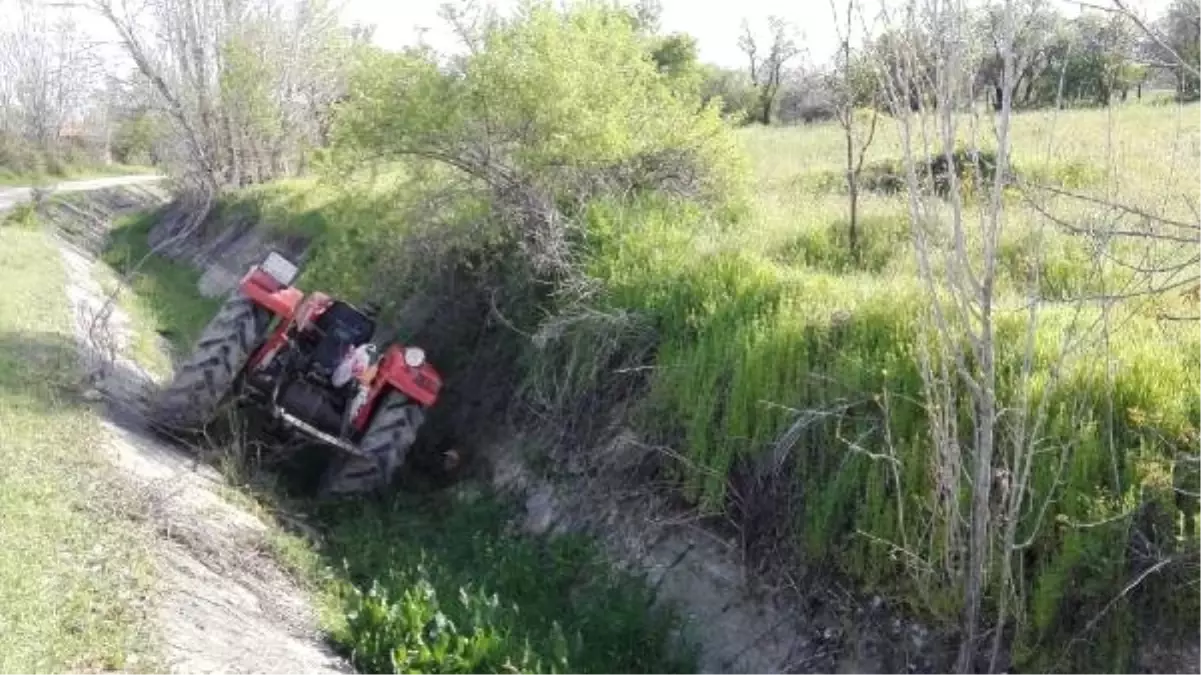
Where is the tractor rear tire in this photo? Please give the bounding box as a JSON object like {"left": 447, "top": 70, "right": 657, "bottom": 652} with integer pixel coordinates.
{"left": 151, "top": 292, "right": 270, "bottom": 433}
{"left": 318, "top": 391, "right": 423, "bottom": 498}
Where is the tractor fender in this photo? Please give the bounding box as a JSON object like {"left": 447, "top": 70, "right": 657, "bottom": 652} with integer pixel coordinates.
{"left": 351, "top": 345, "right": 442, "bottom": 431}
{"left": 238, "top": 268, "right": 304, "bottom": 319}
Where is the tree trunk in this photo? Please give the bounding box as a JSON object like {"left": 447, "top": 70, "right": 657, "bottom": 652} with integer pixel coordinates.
{"left": 846, "top": 123, "right": 858, "bottom": 257}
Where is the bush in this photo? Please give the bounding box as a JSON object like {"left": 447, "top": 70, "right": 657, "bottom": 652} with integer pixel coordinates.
{"left": 331, "top": 0, "right": 749, "bottom": 217}
{"left": 772, "top": 213, "right": 910, "bottom": 274}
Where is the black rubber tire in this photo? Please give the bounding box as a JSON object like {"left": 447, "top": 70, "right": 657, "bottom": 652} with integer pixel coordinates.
{"left": 319, "top": 391, "right": 423, "bottom": 498}
{"left": 150, "top": 292, "right": 270, "bottom": 433}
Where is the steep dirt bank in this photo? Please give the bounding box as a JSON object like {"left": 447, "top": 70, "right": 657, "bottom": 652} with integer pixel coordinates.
{"left": 46, "top": 186, "right": 349, "bottom": 674}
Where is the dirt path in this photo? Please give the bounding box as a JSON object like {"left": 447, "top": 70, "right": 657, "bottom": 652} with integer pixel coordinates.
{"left": 0, "top": 174, "right": 166, "bottom": 211}
{"left": 49, "top": 187, "right": 350, "bottom": 674}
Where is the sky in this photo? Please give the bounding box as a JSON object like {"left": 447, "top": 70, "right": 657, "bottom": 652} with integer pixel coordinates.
{"left": 339, "top": 0, "right": 852, "bottom": 69}
{"left": 339, "top": 0, "right": 1177, "bottom": 71}
{"left": 9, "top": 0, "right": 1176, "bottom": 77}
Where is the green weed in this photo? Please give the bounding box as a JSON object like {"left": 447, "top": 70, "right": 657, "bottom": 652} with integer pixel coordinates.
{"left": 101, "top": 211, "right": 221, "bottom": 355}
{"left": 1, "top": 201, "right": 39, "bottom": 229}
{"left": 318, "top": 495, "right": 693, "bottom": 674}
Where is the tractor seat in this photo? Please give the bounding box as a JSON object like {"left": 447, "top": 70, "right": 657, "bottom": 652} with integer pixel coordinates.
{"left": 309, "top": 301, "right": 377, "bottom": 375}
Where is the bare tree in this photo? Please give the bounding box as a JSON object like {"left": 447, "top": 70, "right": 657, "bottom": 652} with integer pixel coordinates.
{"left": 863, "top": 0, "right": 1199, "bottom": 670}
{"left": 828, "top": 0, "right": 880, "bottom": 260}
{"left": 873, "top": 0, "right": 1049, "bottom": 669}
{"left": 738, "top": 16, "right": 800, "bottom": 125}
{"left": 0, "top": 0, "right": 105, "bottom": 164}
{"left": 86, "top": 0, "right": 353, "bottom": 197}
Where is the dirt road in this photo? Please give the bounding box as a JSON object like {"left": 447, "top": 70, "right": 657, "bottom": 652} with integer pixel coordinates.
{"left": 0, "top": 175, "right": 166, "bottom": 212}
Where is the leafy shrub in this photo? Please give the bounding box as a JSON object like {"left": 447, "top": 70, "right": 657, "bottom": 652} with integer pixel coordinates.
{"left": 860, "top": 147, "right": 1004, "bottom": 199}
{"left": 331, "top": 0, "right": 750, "bottom": 218}
{"left": 342, "top": 573, "right": 563, "bottom": 674}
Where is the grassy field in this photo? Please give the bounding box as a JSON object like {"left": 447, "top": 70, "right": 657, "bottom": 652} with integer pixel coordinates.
{"left": 0, "top": 222, "right": 156, "bottom": 672}
{"left": 584, "top": 104, "right": 1199, "bottom": 669}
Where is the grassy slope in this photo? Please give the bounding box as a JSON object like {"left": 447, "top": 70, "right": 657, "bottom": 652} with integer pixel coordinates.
{"left": 0, "top": 224, "right": 156, "bottom": 672}
{"left": 101, "top": 211, "right": 222, "bottom": 360}
{"left": 99, "top": 213, "right": 695, "bottom": 674}
{"left": 591, "top": 102, "right": 1201, "bottom": 669}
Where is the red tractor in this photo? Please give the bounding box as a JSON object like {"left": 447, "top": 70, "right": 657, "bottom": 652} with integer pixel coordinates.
{"left": 151, "top": 252, "right": 443, "bottom": 497}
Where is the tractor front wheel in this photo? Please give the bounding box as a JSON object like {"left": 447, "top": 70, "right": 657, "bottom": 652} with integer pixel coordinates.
{"left": 151, "top": 292, "right": 270, "bottom": 433}
{"left": 318, "top": 391, "right": 423, "bottom": 498}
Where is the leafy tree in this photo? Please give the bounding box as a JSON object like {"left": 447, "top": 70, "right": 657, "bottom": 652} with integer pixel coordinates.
{"left": 649, "top": 33, "right": 704, "bottom": 97}
{"left": 333, "top": 1, "right": 743, "bottom": 209}
{"left": 699, "top": 66, "right": 757, "bottom": 124}
{"left": 975, "top": 0, "right": 1066, "bottom": 108}
{"left": 1149, "top": 0, "right": 1201, "bottom": 99}
{"left": 91, "top": 0, "right": 362, "bottom": 193}
{"left": 111, "top": 109, "right": 162, "bottom": 165}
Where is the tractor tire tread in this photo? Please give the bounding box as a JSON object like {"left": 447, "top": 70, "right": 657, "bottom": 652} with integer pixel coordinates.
{"left": 319, "top": 391, "right": 422, "bottom": 497}
{"left": 151, "top": 293, "right": 268, "bottom": 433}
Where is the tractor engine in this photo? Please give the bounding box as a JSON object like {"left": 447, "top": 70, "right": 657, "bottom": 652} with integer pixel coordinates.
{"left": 274, "top": 300, "right": 378, "bottom": 436}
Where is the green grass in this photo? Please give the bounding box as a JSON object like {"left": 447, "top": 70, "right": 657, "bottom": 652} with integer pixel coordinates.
{"left": 101, "top": 211, "right": 222, "bottom": 357}
{"left": 0, "top": 226, "right": 157, "bottom": 672}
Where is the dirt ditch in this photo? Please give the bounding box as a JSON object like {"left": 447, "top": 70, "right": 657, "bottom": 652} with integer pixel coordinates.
{"left": 48, "top": 183, "right": 349, "bottom": 674}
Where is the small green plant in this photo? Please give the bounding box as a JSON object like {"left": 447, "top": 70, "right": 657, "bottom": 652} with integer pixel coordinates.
{"left": 322, "top": 495, "right": 694, "bottom": 675}
{"left": 2, "top": 202, "right": 38, "bottom": 229}
{"left": 343, "top": 571, "right": 568, "bottom": 674}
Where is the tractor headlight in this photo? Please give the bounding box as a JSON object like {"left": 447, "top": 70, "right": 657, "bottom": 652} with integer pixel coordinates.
{"left": 403, "top": 346, "right": 426, "bottom": 368}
